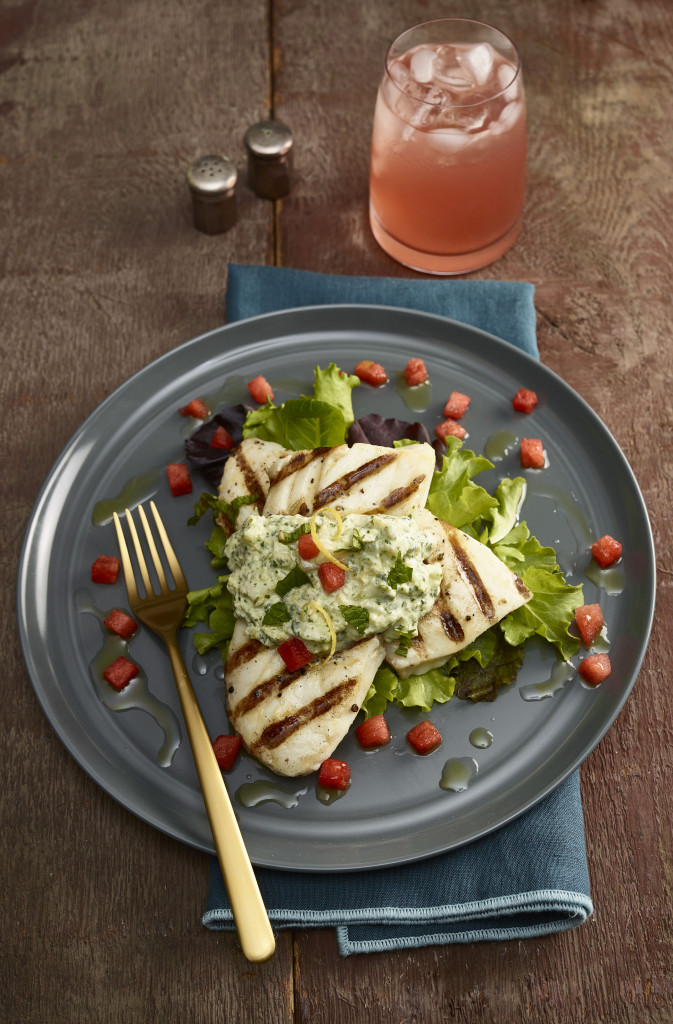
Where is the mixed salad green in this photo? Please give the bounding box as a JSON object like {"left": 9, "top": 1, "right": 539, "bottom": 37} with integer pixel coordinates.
{"left": 184, "top": 363, "right": 583, "bottom": 716}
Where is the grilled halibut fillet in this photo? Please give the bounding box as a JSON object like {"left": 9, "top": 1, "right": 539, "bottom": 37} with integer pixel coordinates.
{"left": 225, "top": 620, "right": 385, "bottom": 776}
{"left": 220, "top": 440, "right": 530, "bottom": 775}
{"left": 262, "top": 441, "right": 436, "bottom": 517}
{"left": 218, "top": 439, "right": 435, "bottom": 532}
{"left": 384, "top": 509, "right": 532, "bottom": 678}
{"left": 216, "top": 438, "right": 289, "bottom": 534}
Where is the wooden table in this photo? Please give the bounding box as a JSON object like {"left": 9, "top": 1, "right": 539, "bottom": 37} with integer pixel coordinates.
{"left": 3, "top": 1, "right": 671, "bottom": 1020}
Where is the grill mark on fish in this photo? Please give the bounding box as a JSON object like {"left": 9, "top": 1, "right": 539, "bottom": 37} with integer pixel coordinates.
{"left": 234, "top": 450, "right": 265, "bottom": 512}
{"left": 312, "top": 453, "right": 397, "bottom": 510}
{"left": 230, "top": 665, "right": 308, "bottom": 720}
{"left": 251, "top": 677, "right": 359, "bottom": 752}
{"left": 450, "top": 537, "right": 495, "bottom": 619}
{"left": 271, "top": 447, "right": 333, "bottom": 485}
{"left": 226, "top": 637, "right": 265, "bottom": 673}
{"left": 229, "top": 636, "right": 371, "bottom": 721}
{"left": 368, "top": 474, "right": 427, "bottom": 512}
{"left": 514, "top": 575, "right": 531, "bottom": 597}
{"left": 438, "top": 601, "right": 465, "bottom": 642}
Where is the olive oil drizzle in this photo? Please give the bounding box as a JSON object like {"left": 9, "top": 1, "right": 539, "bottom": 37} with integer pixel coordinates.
{"left": 76, "top": 588, "right": 182, "bottom": 767}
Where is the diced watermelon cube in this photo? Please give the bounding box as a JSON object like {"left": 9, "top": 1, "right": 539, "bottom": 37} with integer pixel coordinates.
{"left": 297, "top": 533, "right": 320, "bottom": 560}
{"left": 212, "top": 734, "right": 242, "bottom": 771}
{"left": 407, "top": 720, "right": 442, "bottom": 754}
{"left": 355, "top": 714, "right": 391, "bottom": 749}
{"left": 520, "top": 438, "right": 545, "bottom": 469}
{"left": 443, "top": 391, "right": 471, "bottom": 419}
{"left": 209, "top": 425, "right": 235, "bottom": 450}
{"left": 403, "top": 358, "right": 428, "bottom": 386}
{"left": 591, "top": 534, "right": 622, "bottom": 568}
{"left": 178, "top": 398, "right": 210, "bottom": 419}
{"left": 318, "top": 758, "right": 351, "bottom": 790}
{"left": 277, "top": 636, "right": 313, "bottom": 672}
{"left": 247, "top": 375, "right": 274, "bottom": 403}
{"left": 103, "top": 608, "right": 138, "bottom": 639}
{"left": 512, "top": 388, "right": 538, "bottom": 413}
{"left": 166, "top": 462, "right": 193, "bottom": 496}
{"left": 318, "top": 561, "right": 346, "bottom": 593}
{"left": 353, "top": 360, "right": 388, "bottom": 386}
{"left": 574, "top": 603, "right": 604, "bottom": 647}
{"left": 91, "top": 554, "right": 120, "bottom": 584}
{"left": 103, "top": 656, "right": 139, "bottom": 691}
{"left": 578, "top": 653, "right": 612, "bottom": 686}
{"left": 435, "top": 418, "right": 467, "bottom": 441}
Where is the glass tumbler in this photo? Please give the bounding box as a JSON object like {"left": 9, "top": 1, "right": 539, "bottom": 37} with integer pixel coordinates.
{"left": 369, "top": 18, "right": 526, "bottom": 275}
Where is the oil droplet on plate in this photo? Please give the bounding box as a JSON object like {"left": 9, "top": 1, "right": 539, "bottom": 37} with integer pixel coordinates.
{"left": 585, "top": 560, "right": 625, "bottom": 595}
{"left": 76, "top": 588, "right": 182, "bottom": 766}
{"left": 91, "top": 470, "right": 160, "bottom": 526}
{"left": 235, "top": 780, "right": 308, "bottom": 809}
{"left": 520, "top": 659, "right": 575, "bottom": 701}
{"left": 192, "top": 653, "right": 210, "bottom": 676}
{"left": 469, "top": 727, "right": 493, "bottom": 749}
{"left": 396, "top": 375, "right": 432, "bottom": 412}
{"left": 483, "top": 430, "right": 517, "bottom": 462}
{"left": 439, "top": 757, "right": 478, "bottom": 793}
{"left": 316, "top": 784, "right": 349, "bottom": 805}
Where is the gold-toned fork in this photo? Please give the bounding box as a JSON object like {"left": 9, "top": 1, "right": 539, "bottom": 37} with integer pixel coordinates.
{"left": 113, "top": 501, "right": 275, "bottom": 963}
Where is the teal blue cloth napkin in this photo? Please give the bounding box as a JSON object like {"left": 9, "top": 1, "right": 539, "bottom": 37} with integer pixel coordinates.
{"left": 202, "top": 264, "right": 592, "bottom": 956}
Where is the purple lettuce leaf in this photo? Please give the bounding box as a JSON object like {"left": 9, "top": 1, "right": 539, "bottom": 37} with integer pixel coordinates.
{"left": 184, "top": 403, "right": 252, "bottom": 488}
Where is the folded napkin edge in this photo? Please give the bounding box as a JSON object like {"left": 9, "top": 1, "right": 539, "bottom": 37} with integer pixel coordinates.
{"left": 202, "top": 888, "right": 593, "bottom": 930}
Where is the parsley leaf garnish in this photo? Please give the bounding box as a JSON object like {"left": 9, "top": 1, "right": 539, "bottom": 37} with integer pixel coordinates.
{"left": 278, "top": 522, "right": 311, "bottom": 544}
{"left": 262, "top": 602, "right": 291, "bottom": 627}
{"left": 275, "top": 565, "right": 311, "bottom": 597}
{"left": 386, "top": 553, "right": 413, "bottom": 589}
{"left": 394, "top": 629, "right": 415, "bottom": 657}
{"left": 339, "top": 604, "right": 370, "bottom": 635}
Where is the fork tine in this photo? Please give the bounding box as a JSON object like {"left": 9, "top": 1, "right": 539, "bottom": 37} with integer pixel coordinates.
{"left": 113, "top": 511, "right": 140, "bottom": 605}
{"left": 150, "top": 500, "right": 188, "bottom": 590}
{"left": 124, "top": 506, "right": 154, "bottom": 596}
{"left": 137, "top": 504, "right": 169, "bottom": 593}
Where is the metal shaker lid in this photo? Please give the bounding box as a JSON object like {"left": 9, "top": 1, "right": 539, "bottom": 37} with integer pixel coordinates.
{"left": 244, "top": 121, "right": 293, "bottom": 160}
{"left": 186, "top": 154, "right": 237, "bottom": 195}
{"left": 186, "top": 155, "right": 237, "bottom": 234}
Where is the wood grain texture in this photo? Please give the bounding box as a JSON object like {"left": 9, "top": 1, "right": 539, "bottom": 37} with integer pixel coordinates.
{"left": 2, "top": 0, "right": 672, "bottom": 1020}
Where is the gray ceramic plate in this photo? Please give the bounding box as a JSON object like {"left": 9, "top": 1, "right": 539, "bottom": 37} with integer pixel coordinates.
{"left": 17, "top": 305, "right": 655, "bottom": 870}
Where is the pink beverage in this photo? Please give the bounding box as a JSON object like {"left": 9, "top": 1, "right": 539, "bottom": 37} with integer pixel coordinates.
{"left": 369, "top": 20, "right": 526, "bottom": 274}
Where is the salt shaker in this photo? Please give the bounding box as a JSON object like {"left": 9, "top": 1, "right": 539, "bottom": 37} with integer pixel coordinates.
{"left": 186, "top": 155, "right": 237, "bottom": 235}
{"left": 243, "top": 120, "right": 293, "bottom": 199}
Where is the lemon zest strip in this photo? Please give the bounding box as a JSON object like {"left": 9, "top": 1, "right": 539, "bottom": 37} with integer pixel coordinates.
{"left": 310, "top": 509, "right": 349, "bottom": 571}
{"left": 303, "top": 600, "right": 337, "bottom": 659}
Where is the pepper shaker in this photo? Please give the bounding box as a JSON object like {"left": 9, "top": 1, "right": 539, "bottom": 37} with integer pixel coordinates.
{"left": 186, "top": 155, "right": 237, "bottom": 235}
{"left": 244, "top": 120, "right": 294, "bottom": 199}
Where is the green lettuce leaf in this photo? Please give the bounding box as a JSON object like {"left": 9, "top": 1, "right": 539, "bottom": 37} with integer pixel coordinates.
{"left": 242, "top": 397, "right": 346, "bottom": 450}
{"left": 183, "top": 576, "right": 235, "bottom": 654}
{"left": 361, "top": 663, "right": 457, "bottom": 717}
{"left": 313, "top": 363, "right": 360, "bottom": 429}
{"left": 241, "top": 363, "right": 356, "bottom": 450}
{"left": 394, "top": 667, "right": 457, "bottom": 712}
{"left": 362, "top": 666, "right": 400, "bottom": 718}
{"left": 426, "top": 437, "right": 498, "bottom": 529}
{"left": 480, "top": 476, "right": 526, "bottom": 544}
{"left": 493, "top": 524, "right": 583, "bottom": 659}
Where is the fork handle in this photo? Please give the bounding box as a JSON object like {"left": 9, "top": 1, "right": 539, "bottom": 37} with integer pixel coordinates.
{"left": 164, "top": 634, "right": 276, "bottom": 962}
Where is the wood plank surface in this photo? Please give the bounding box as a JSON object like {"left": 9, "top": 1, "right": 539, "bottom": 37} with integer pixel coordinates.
{"left": 2, "top": 0, "right": 672, "bottom": 1021}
